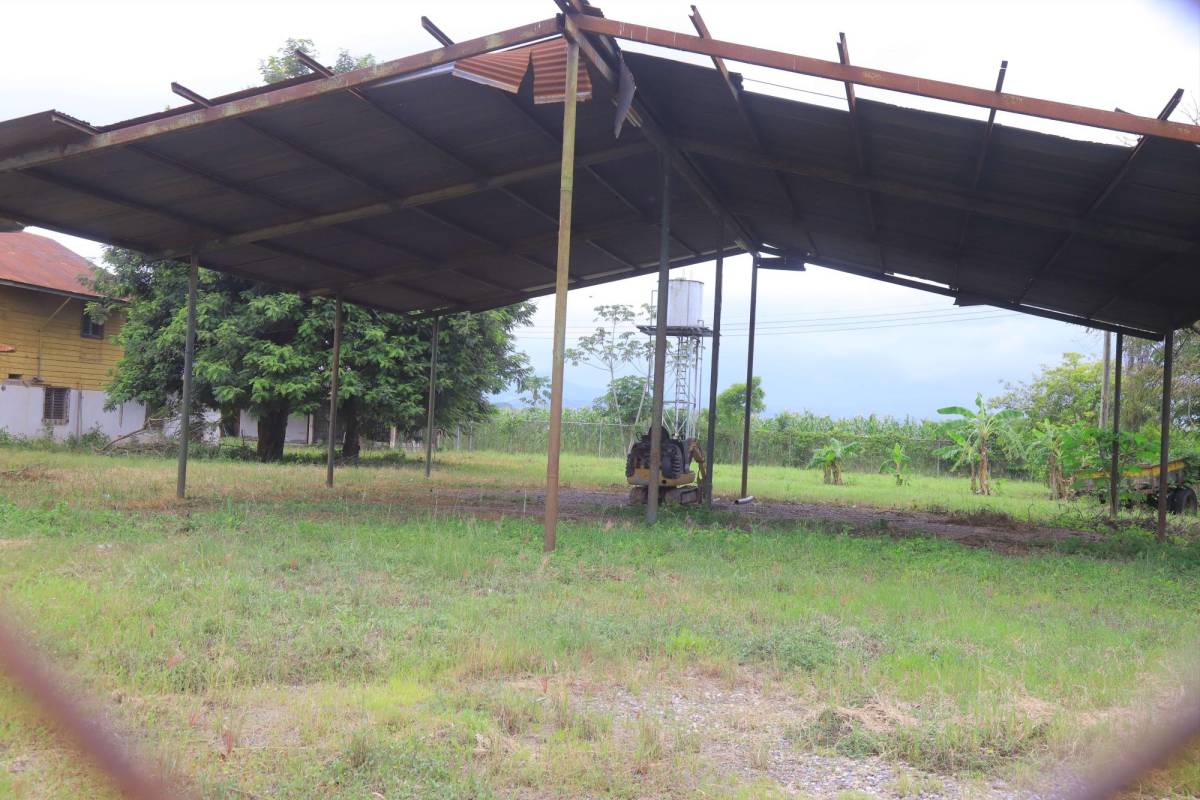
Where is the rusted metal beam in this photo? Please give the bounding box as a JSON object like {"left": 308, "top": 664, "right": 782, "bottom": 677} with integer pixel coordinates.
{"left": 410, "top": 243, "right": 744, "bottom": 320}
{"left": 171, "top": 82, "right": 531, "bottom": 277}
{"left": 326, "top": 296, "right": 343, "bottom": 487}
{"left": 1157, "top": 329, "right": 1174, "bottom": 541}
{"left": 0, "top": 18, "right": 566, "bottom": 174}
{"left": 544, "top": 39, "right": 581, "bottom": 553}
{"left": 569, "top": 15, "right": 1200, "bottom": 144}
{"left": 647, "top": 151, "right": 672, "bottom": 522}
{"left": 176, "top": 255, "right": 198, "bottom": 500}
{"left": 562, "top": 14, "right": 760, "bottom": 253}
{"left": 1109, "top": 332, "right": 1123, "bottom": 517}
{"left": 424, "top": 315, "right": 440, "bottom": 478}
{"left": 676, "top": 138, "right": 1199, "bottom": 254}
{"left": 156, "top": 142, "right": 651, "bottom": 260}
{"left": 420, "top": 16, "right": 455, "bottom": 46}
{"left": 704, "top": 219, "right": 724, "bottom": 508}
{"left": 1017, "top": 89, "right": 1184, "bottom": 303}
{"left": 689, "top": 5, "right": 817, "bottom": 257}
{"left": 740, "top": 257, "right": 758, "bottom": 498}
{"left": 420, "top": 15, "right": 703, "bottom": 259}
{"left": 809, "top": 254, "right": 1162, "bottom": 339}
{"left": 836, "top": 32, "right": 883, "bottom": 270}
{"left": 311, "top": 212, "right": 654, "bottom": 297}
{"left": 953, "top": 60, "right": 1008, "bottom": 288}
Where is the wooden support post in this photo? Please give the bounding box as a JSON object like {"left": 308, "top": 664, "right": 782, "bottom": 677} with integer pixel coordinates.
{"left": 1109, "top": 332, "right": 1123, "bottom": 517}
{"left": 1157, "top": 329, "right": 1174, "bottom": 541}
{"left": 647, "top": 152, "right": 672, "bottom": 523}
{"left": 424, "top": 316, "right": 440, "bottom": 479}
{"left": 740, "top": 259, "right": 759, "bottom": 498}
{"left": 543, "top": 40, "right": 580, "bottom": 553}
{"left": 704, "top": 221, "right": 724, "bottom": 509}
{"left": 325, "top": 295, "right": 343, "bottom": 488}
{"left": 176, "top": 255, "right": 199, "bottom": 499}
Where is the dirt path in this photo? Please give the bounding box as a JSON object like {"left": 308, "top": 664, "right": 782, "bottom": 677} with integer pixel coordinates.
{"left": 391, "top": 485, "right": 1102, "bottom": 553}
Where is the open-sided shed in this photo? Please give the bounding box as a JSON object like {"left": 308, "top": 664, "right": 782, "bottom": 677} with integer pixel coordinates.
{"left": 0, "top": 2, "right": 1197, "bottom": 541}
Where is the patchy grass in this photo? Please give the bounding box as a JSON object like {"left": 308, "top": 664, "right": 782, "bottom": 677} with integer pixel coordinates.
{"left": 0, "top": 448, "right": 1197, "bottom": 798}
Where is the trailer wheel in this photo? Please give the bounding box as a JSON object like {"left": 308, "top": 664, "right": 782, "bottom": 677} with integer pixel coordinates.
{"left": 1169, "top": 487, "right": 1198, "bottom": 515}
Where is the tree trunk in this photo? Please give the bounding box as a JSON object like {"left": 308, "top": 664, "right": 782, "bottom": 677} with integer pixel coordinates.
{"left": 833, "top": 462, "right": 843, "bottom": 485}
{"left": 970, "top": 462, "right": 978, "bottom": 494}
{"left": 341, "top": 396, "right": 361, "bottom": 460}
{"left": 256, "top": 407, "right": 288, "bottom": 462}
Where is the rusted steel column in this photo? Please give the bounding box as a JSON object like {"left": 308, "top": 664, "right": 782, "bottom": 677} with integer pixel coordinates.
{"left": 1156, "top": 329, "right": 1174, "bottom": 541}
{"left": 740, "top": 259, "right": 759, "bottom": 498}
{"left": 1109, "top": 332, "right": 1123, "bottom": 517}
{"left": 704, "top": 222, "right": 725, "bottom": 508}
{"left": 176, "top": 255, "right": 199, "bottom": 499}
{"left": 543, "top": 40, "right": 580, "bottom": 552}
{"left": 325, "top": 295, "right": 343, "bottom": 488}
{"left": 424, "top": 316, "right": 440, "bottom": 479}
{"left": 647, "top": 152, "right": 672, "bottom": 523}
{"left": 1100, "top": 331, "right": 1111, "bottom": 426}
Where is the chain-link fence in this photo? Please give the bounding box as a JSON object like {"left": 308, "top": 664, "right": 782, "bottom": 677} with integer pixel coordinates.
{"left": 455, "top": 417, "right": 974, "bottom": 475}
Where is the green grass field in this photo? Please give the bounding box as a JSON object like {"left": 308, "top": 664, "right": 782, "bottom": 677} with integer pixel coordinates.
{"left": 0, "top": 448, "right": 1197, "bottom": 798}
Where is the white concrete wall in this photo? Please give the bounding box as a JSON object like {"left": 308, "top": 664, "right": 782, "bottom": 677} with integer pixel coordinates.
{"left": 237, "top": 409, "right": 312, "bottom": 444}
{"left": 0, "top": 381, "right": 146, "bottom": 441}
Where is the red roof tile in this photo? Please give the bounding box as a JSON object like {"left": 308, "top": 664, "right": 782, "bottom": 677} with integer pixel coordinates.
{"left": 0, "top": 231, "right": 101, "bottom": 298}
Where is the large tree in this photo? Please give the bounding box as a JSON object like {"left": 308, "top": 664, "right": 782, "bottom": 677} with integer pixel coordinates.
{"left": 93, "top": 40, "right": 533, "bottom": 461}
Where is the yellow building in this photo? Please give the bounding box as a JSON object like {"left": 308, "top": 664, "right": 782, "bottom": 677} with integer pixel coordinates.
{"left": 0, "top": 231, "right": 145, "bottom": 439}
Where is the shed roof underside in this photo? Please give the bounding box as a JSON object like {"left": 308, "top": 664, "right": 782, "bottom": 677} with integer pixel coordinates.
{"left": 0, "top": 36, "right": 1196, "bottom": 339}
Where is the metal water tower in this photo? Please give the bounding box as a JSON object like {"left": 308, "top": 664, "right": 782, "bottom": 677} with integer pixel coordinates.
{"left": 639, "top": 278, "right": 713, "bottom": 440}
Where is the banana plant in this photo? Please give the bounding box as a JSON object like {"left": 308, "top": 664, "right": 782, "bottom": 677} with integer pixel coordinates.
{"left": 879, "top": 442, "right": 912, "bottom": 486}
{"left": 936, "top": 395, "right": 1021, "bottom": 495}
{"left": 808, "top": 438, "right": 859, "bottom": 485}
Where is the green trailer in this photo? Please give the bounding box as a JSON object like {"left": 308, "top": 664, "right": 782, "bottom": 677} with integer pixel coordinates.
{"left": 1077, "top": 456, "right": 1200, "bottom": 514}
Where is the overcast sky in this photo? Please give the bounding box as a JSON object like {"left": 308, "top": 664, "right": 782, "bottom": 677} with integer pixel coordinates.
{"left": 4, "top": 0, "right": 1197, "bottom": 418}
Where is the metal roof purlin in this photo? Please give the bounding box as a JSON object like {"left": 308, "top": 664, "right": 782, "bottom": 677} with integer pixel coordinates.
{"left": 836, "top": 32, "right": 885, "bottom": 273}
{"left": 420, "top": 15, "right": 704, "bottom": 259}
{"left": 569, "top": 15, "right": 1200, "bottom": 145}
{"left": 562, "top": 13, "right": 760, "bottom": 254}
{"left": 0, "top": 17, "right": 566, "bottom": 174}
{"left": 952, "top": 59, "right": 1008, "bottom": 290}
{"left": 689, "top": 5, "right": 819, "bottom": 257}
{"left": 1021, "top": 89, "right": 1188, "bottom": 306}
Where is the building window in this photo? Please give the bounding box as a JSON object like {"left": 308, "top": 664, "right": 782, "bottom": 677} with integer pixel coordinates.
{"left": 81, "top": 310, "right": 104, "bottom": 339}
{"left": 43, "top": 387, "right": 70, "bottom": 425}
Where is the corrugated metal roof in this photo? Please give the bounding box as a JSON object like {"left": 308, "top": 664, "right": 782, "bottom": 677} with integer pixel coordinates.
{"left": 0, "top": 33, "right": 1193, "bottom": 338}
{"left": 0, "top": 231, "right": 102, "bottom": 298}
{"left": 454, "top": 37, "right": 592, "bottom": 103}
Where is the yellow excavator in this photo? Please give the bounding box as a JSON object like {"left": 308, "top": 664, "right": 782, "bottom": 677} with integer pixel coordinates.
{"left": 625, "top": 426, "right": 708, "bottom": 505}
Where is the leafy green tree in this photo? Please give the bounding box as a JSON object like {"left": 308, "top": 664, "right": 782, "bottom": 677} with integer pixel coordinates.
{"left": 808, "top": 438, "right": 859, "bottom": 485}
{"left": 567, "top": 304, "right": 652, "bottom": 430}
{"left": 593, "top": 375, "right": 649, "bottom": 426}
{"left": 936, "top": 394, "right": 1021, "bottom": 495}
{"left": 715, "top": 377, "right": 765, "bottom": 429}
{"left": 515, "top": 373, "right": 550, "bottom": 408}
{"left": 258, "top": 38, "right": 376, "bottom": 84}
{"left": 993, "top": 352, "right": 1101, "bottom": 428}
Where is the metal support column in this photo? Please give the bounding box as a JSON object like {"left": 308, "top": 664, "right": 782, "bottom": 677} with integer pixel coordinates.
{"left": 543, "top": 40, "right": 580, "bottom": 552}
{"left": 1109, "top": 332, "right": 1123, "bottom": 517}
{"left": 704, "top": 221, "right": 725, "bottom": 508}
{"left": 424, "top": 316, "right": 440, "bottom": 479}
{"left": 740, "top": 259, "right": 759, "bottom": 498}
{"left": 1156, "top": 329, "right": 1174, "bottom": 541}
{"left": 325, "top": 295, "right": 343, "bottom": 488}
{"left": 1100, "top": 331, "right": 1111, "bottom": 426}
{"left": 175, "top": 255, "right": 199, "bottom": 499}
{"left": 647, "top": 153, "right": 672, "bottom": 523}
